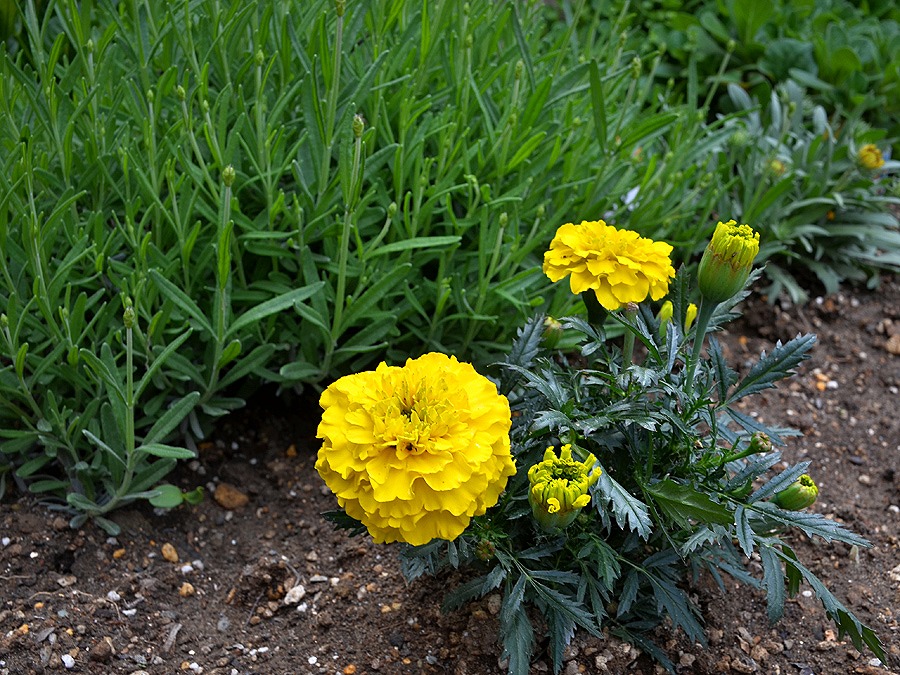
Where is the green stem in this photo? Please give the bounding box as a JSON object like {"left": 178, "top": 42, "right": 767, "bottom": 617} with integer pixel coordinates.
{"left": 581, "top": 292, "right": 608, "bottom": 333}
{"left": 621, "top": 303, "right": 638, "bottom": 368}
{"left": 684, "top": 296, "right": 717, "bottom": 395}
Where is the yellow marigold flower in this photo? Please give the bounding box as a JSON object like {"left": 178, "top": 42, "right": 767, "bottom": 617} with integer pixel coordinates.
{"left": 315, "top": 353, "right": 515, "bottom": 546}
{"left": 543, "top": 220, "right": 675, "bottom": 311}
{"left": 528, "top": 444, "right": 601, "bottom": 533}
{"left": 858, "top": 144, "right": 885, "bottom": 171}
{"left": 697, "top": 220, "right": 760, "bottom": 304}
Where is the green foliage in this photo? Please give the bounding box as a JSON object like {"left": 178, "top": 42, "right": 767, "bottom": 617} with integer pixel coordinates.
{"left": 1, "top": 0, "right": 898, "bottom": 527}
{"left": 401, "top": 282, "right": 885, "bottom": 673}
{"left": 607, "top": 0, "right": 900, "bottom": 140}
{"left": 715, "top": 80, "right": 900, "bottom": 302}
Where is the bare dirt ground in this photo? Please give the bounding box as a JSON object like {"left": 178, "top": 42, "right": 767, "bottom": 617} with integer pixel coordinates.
{"left": 1, "top": 277, "right": 899, "bottom": 675}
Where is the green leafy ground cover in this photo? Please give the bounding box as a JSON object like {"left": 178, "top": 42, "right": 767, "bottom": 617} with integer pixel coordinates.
{"left": 0, "top": 0, "right": 898, "bottom": 539}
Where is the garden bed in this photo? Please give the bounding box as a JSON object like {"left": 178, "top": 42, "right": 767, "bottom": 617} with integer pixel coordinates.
{"left": 1, "top": 279, "right": 899, "bottom": 675}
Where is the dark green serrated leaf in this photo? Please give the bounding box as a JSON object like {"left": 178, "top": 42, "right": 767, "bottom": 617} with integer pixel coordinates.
{"left": 708, "top": 336, "right": 737, "bottom": 402}
{"left": 594, "top": 470, "right": 652, "bottom": 539}
{"left": 752, "top": 502, "right": 870, "bottom": 547}
{"left": 773, "top": 548, "right": 886, "bottom": 662}
{"left": 646, "top": 571, "right": 706, "bottom": 644}
{"left": 759, "top": 545, "right": 785, "bottom": 623}
{"left": 748, "top": 461, "right": 811, "bottom": 503}
{"left": 321, "top": 510, "right": 367, "bottom": 537}
{"left": 734, "top": 505, "right": 755, "bottom": 557}
{"left": 727, "top": 334, "right": 816, "bottom": 405}
{"left": 646, "top": 479, "right": 733, "bottom": 527}
{"left": 500, "top": 575, "right": 533, "bottom": 675}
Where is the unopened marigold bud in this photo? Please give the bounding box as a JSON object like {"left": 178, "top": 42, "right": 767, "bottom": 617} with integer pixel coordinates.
{"left": 658, "top": 300, "right": 674, "bottom": 325}
{"left": 858, "top": 144, "right": 885, "bottom": 171}
{"left": 684, "top": 302, "right": 698, "bottom": 330}
{"left": 747, "top": 432, "right": 772, "bottom": 454}
{"left": 773, "top": 474, "right": 818, "bottom": 510}
{"left": 542, "top": 316, "right": 563, "bottom": 349}
{"left": 528, "top": 444, "right": 601, "bottom": 533}
{"left": 697, "top": 220, "right": 760, "bottom": 304}
{"left": 222, "top": 165, "right": 236, "bottom": 187}
{"left": 474, "top": 539, "right": 496, "bottom": 561}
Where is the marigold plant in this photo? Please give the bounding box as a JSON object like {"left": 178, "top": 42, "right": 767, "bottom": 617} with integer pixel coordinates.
{"left": 324, "top": 222, "right": 885, "bottom": 675}
{"left": 315, "top": 353, "right": 515, "bottom": 545}
{"left": 543, "top": 220, "right": 675, "bottom": 311}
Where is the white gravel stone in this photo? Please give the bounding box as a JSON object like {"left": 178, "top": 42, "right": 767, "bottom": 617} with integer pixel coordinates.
{"left": 283, "top": 584, "right": 306, "bottom": 605}
{"left": 106, "top": 590, "right": 121, "bottom": 602}
{"left": 60, "top": 654, "right": 75, "bottom": 669}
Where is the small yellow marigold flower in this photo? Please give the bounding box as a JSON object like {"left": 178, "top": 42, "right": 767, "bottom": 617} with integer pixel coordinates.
{"left": 858, "top": 144, "right": 885, "bottom": 171}
{"left": 697, "top": 220, "right": 760, "bottom": 304}
{"left": 543, "top": 220, "right": 675, "bottom": 311}
{"left": 315, "top": 353, "right": 515, "bottom": 546}
{"left": 528, "top": 444, "right": 601, "bottom": 533}
{"left": 772, "top": 474, "right": 818, "bottom": 511}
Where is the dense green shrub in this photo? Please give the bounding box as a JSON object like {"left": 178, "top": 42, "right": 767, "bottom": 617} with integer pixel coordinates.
{"left": 0, "top": 0, "right": 718, "bottom": 523}
{"left": 1, "top": 0, "right": 897, "bottom": 526}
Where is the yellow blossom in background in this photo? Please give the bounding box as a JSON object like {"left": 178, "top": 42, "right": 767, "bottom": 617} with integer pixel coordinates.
{"left": 858, "top": 144, "right": 885, "bottom": 171}
{"left": 528, "top": 444, "right": 601, "bottom": 532}
{"left": 315, "top": 353, "right": 515, "bottom": 546}
{"left": 543, "top": 220, "right": 675, "bottom": 311}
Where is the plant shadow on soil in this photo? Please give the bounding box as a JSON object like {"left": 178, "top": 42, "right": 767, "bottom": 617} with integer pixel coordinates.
{"left": 1, "top": 278, "right": 899, "bottom": 675}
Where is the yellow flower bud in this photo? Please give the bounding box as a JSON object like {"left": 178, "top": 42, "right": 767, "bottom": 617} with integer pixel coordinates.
{"left": 684, "top": 302, "right": 698, "bottom": 330}
{"left": 858, "top": 144, "right": 885, "bottom": 171}
{"left": 697, "top": 220, "right": 760, "bottom": 304}
{"left": 528, "top": 444, "right": 601, "bottom": 533}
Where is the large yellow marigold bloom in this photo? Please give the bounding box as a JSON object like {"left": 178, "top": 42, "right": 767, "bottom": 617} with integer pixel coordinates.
{"left": 543, "top": 220, "right": 675, "bottom": 311}
{"left": 315, "top": 353, "right": 515, "bottom": 546}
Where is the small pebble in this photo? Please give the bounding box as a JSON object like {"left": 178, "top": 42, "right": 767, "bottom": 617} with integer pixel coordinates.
{"left": 283, "top": 585, "right": 306, "bottom": 605}
{"left": 1, "top": 537, "right": 10, "bottom": 547}
{"left": 179, "top": 582, "right": 196, "bottom": 597}
{"left": 61, "top": 654, "right": 75, "bottom": 669}
{"left": 858, "top": 474, "right": 872, "bottom": 486}
{"left": 106, "top": 591, "right": 121, "bottom": 602}
{"left": 161, "top": 543, "right": 179, "bottom": 563}
{"left": 122, "top": 609, "right": 137, "bottom": 617}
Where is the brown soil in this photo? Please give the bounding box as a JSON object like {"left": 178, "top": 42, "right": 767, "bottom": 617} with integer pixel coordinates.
{"left": 2, "top": 279, "right": 899, "bottom": 675}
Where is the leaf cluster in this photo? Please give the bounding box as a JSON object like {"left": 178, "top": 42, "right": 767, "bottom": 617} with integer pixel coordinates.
{"left": 402, "top": 297, "right": 885, "bottom": 673}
